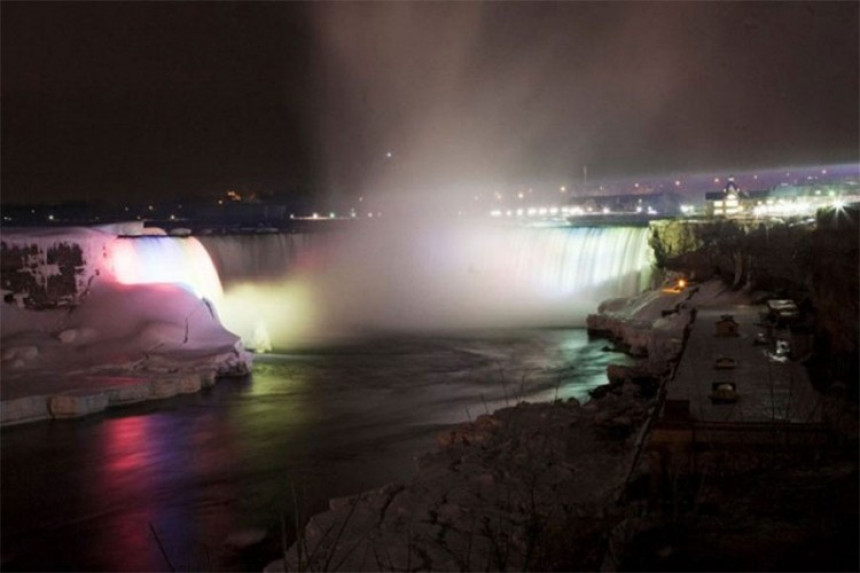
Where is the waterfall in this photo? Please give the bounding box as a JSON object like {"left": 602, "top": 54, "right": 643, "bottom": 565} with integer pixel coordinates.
{"left": 106, "top": 225, "right": 653, "bottom": 346}
{"left": 335, "top": 223, "right": 655, "bottom": 329}
{"left": 196, "top": 233, "right": 314, "bottom": 286}
{"left": 107, "top": 236, "right": 224, "bottom": 303}
{"left": 498, "top": 226, "right": 653, "bottom": 300}
{"left": 203, "top": 224, "right": 654, "bottom": 336}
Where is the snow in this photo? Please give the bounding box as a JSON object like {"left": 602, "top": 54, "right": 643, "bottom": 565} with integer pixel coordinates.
{"left": 1, "top": 226, "right": 239, "bottom": 405}
{"left": 2, "top": 280, "right": 246, "bottom": 384}
{"left": 1, "top": 226, "right": 249, "bottom": 408}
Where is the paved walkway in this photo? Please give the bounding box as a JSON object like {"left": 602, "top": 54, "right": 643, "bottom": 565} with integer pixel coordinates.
{"left": 667, "top": 304, "right": 821, "bottom": 424}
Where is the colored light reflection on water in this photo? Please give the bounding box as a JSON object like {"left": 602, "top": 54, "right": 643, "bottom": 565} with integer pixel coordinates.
{"left": 1, "top": 329, "right": 631, "bottom": 572}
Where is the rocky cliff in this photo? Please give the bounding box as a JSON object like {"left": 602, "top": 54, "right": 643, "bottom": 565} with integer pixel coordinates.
{"left": 649, "top": 207, "right": 859, "bottom": 394}
{"left": 649, "top": 217, "right": 815, "bottom": 292}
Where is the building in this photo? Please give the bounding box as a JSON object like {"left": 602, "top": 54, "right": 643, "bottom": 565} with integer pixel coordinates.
{"left": 705, "top": 176, "right": 860, "bottom": 219}
{"left": 705, "top": 177, "right": 758, "bottom": 217}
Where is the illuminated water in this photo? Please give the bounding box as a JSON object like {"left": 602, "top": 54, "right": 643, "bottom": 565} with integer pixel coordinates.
{"left": 201, "top": 226, "right": 654, "bottom": 345}
{"left": 2, "top": 225, "right": 650, "bottom": 569}
{"left": 109, "top": 236, "right": 225, "bottom": 302}
{"left": 0, "top": 329, "right": 630, "bottom": 572}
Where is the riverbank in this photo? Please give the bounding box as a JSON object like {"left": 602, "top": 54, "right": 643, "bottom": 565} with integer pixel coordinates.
{"left": 265, "top": 278, "right": 858, "bottom": 571}
{"left": 263, "top": 281, "right": 693, "bottom": 571}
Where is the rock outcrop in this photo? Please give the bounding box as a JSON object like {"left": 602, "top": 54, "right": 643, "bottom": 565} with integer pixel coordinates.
{"left": 264, "top": 284, "right": 699, "bottom": 571}
{"left": 648, "top": 218, "right": 814, "bottom": 291}
{"left": 586, "top": 280, "right": 693, "bottom": 369}
{"left": 266, "top": 381, "right": 659, "bottom": 573}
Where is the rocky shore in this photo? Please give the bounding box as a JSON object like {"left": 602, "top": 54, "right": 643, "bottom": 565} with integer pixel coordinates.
{"left": 265, "top": 388, "right": 661, "bottom": 572}
{"left": 264, "top": 284, "right": 692, "bottom": 572}
{"left": 266, "top": 277, "right": 858, "bottom": 571}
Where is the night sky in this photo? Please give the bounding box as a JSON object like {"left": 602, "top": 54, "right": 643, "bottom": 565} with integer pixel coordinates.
{"left": 2, "top": 1, "right": 858, "bottom": 206}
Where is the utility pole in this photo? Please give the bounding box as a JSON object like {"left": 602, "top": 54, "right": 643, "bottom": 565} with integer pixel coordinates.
{"left": 583, "top": 165, "right": 588, "bottom": 189}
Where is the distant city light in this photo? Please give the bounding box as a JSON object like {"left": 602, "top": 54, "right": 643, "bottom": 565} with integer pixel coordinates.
{"left": 386, "top": 151, "right": 393, "bottom": 158}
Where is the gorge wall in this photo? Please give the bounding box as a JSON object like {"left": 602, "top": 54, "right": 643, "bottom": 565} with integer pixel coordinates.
{"left": 648, "top": 206, "right": 859, "bottom": 392}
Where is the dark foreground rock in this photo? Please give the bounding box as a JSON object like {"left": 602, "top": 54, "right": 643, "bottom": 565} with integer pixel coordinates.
{"left": 265, "top": 384, "right": 657, "bottom": 572}
{"left": 265, "top": 281, "right": 859, "bottom": 571}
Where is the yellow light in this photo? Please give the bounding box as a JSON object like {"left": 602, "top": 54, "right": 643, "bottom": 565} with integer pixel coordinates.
{"left": 218, "top": 280, "right": 317, "bottom": 350}
{"left": 677, "top": 278, "right": 687, "bottom": 290}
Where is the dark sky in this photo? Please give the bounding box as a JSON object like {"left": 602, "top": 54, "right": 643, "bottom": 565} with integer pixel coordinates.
{"left": 2, "top": 1, "right": 858, "bottom": 205}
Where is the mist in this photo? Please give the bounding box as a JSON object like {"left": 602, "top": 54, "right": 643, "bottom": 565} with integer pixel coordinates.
{"left": 212, "top": 3, "right": 849, "bottom": 349}
{"left": 308, "top": 1, "right": 836, "bottom": 202}
{"left": 214, "top": 219, "right": 653, "bottom": 349}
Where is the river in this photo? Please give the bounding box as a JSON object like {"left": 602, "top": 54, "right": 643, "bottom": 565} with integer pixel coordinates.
{"left": 1, "top": 328, "right": 629, "bottom": 572}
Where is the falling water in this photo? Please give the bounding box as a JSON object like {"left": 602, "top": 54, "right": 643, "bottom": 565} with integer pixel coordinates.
{"left": 106, "top": 236, "right": 224, "bottom": 303}
{"left": 197, "top": 233, "right": 316, "bottom": 286}
{"left": 469, "top": 225, "right": 654, "bottom": 301}
{"left": 198, "top": 224, "right": 654, "bottom": 347}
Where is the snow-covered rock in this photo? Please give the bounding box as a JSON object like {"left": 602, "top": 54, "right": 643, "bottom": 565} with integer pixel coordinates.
{"left": 1, "top": 280, "right": 251, "bottom": 424}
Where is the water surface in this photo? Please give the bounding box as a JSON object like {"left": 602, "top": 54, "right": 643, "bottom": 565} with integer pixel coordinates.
{"left": 1, "top": 329, "right": 628, "bottom": 571}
